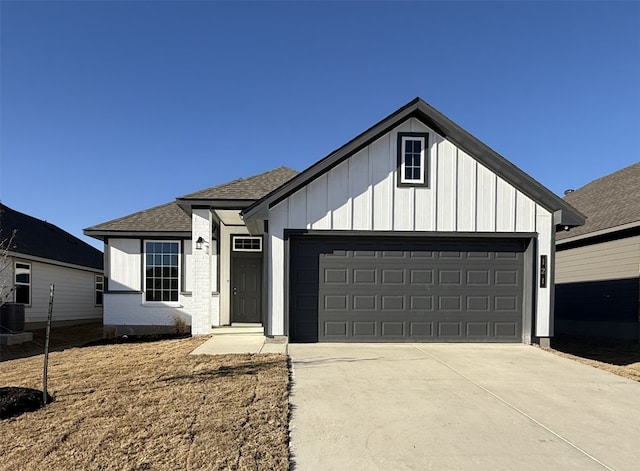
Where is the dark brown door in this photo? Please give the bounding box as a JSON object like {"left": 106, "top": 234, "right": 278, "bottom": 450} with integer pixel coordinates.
{"left": 232, "top": 254, "right": 262, "bottom": 323}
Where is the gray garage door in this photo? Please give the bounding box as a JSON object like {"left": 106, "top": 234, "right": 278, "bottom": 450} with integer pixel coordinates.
{"left": 289, "top": 237, "right": 526, "bottom": 342}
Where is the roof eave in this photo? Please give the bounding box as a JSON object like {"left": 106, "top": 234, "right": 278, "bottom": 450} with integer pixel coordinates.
{"left": 83, "top": 230, "right": 192, "bottom": 241}
{"left": 176, "top": 198, "right": 257, "bottom": 215}
{"left": 556, "top": 220, "right": 640, "bottom": 245}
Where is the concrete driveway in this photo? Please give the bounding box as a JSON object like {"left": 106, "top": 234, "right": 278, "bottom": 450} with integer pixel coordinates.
{"left": 288, "top": 344, "right": 640, "bottom": 471}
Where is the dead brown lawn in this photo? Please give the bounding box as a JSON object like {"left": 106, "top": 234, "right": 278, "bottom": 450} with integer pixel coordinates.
{"left": 543, "top": 336, "right": 640, "bottom": 382}
{"left": 0, "top": 337, "right": 289, "bottom": 471}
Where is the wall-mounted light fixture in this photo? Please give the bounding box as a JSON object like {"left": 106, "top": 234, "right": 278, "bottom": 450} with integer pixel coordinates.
{"left": 195, "top": 236, "right": 206, "bottom": 250}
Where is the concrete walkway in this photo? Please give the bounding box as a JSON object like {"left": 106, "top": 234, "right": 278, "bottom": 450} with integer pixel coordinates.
{"left": 190, "top": 325, "right": 287, "bottom": 355}
{"left": 289, "top": 343, "right": 640, "bottom": 471}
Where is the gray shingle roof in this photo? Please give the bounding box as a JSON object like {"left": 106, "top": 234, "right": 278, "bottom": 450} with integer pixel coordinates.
{"left": 1, "top": 203, "right": 103, "bottom": 270}
{"left": 85, "top": 167, "right": 299, "bottom": 236}
{"left": 84, "top": 202, "right": 192, "bottom": 234}
{"left": 557, "top": 162, "right": 640, "bottom": 241}
{"left": 180, "top": 167, "right": 298, "bottom": 200}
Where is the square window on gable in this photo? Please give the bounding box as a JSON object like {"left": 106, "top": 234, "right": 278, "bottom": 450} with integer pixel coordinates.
{"left": 397, "top": 132, "right": 429, "bottom": 187}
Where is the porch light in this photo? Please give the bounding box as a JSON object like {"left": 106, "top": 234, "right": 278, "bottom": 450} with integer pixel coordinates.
{"left": 195, "top": 236, "right": 206, "bottom": 250}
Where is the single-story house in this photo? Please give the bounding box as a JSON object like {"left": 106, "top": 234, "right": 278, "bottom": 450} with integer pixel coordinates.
{"left": 0, "top": 203, "right": 104, "bottom": 329}
{"left": 555, "top": 162, "right": 640, "bottom": 341}
{"left": 85, "top": 98, "right": 584, "bottom": 345}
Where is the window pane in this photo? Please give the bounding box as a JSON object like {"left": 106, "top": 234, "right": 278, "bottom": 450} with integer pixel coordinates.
{"left": 15, "top": 264, "right": 30, "bottom": 283}
{"left": 145, "top": 241, "right": 180, "bottom": 302}
{"left": 96, "top": 291, "right": 103, "bottom": 306}
{"left": 16, "top": 285, "right": 29, "bottom": 304}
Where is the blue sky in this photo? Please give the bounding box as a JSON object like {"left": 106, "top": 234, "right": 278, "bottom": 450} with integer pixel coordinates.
{"left": 1, "top": 1, "right": 639, "bottom": 250}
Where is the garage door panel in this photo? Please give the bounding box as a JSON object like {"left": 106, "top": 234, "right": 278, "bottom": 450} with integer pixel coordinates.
{"left": 290, "top": 237, "right": 526, "bottom": 342}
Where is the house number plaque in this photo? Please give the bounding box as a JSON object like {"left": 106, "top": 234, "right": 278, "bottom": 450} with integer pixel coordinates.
{"left": 540, "top": 255, "right": 547, "bottom": 288}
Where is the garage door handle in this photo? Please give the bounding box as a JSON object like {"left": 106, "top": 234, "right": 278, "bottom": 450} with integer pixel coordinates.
{"left": 233, "top": 287, "right": 237, "bottom": 296}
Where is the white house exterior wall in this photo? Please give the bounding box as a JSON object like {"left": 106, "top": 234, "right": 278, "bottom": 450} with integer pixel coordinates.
{"left": 103, "top": 221, "right": 220, "bottom": 335}
{"left": 108, "top": 238, "right": 141, "bottom": 291}
{"left": 267, "top": 118, "right": 555, "bottom": 338}
{"left": 13, "top": 258, "right": 103, "bottom": 326}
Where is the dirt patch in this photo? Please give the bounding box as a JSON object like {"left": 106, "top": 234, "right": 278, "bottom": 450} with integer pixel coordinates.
{"left": 543, "top": 336, "right": 640, "bottom": 382}
{"left": 0, "top": 387, "right": 53, "bottom": 419}
{"left": 0, "top": 337, "right": 289, "bottom": 470}
{"left": 0, "top": 322, "right": 104, "bottom": 361}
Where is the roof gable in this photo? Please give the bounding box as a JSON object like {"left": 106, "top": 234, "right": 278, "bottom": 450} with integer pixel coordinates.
{"left": 1, "top": 204, "right": 103, "bottom": 270}
{"left": 557, "top": 162, "right": 640, "bottom": 241}
{"left": 243, "top": 98, "right": 584, "bottom": 227}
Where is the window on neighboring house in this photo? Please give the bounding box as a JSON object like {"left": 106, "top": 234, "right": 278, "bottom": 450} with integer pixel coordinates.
{"left": 232, "top": 236, "right": 262, "bottom": 252}
{"left": 397, "top": 133, "right": 429, "bottom": 186}
{"left": 95, "top": 275, "right": 104, "bottom": 306}
{"left": 15, "top": 262, "right": 31, "bottom": 305}
{"left": 144, "top": 241, "right": 180, "bottom": 302}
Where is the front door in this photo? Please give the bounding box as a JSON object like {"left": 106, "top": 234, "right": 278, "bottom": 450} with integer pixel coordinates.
{"left": 231, "top": 253, "right": 262, "bottom": 323}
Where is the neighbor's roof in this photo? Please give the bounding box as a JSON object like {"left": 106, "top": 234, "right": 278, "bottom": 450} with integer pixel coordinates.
{"left": 179, "top": 166, "right": 298, "bottom": 200}
{"left": 557, "top": 162, "right": 640, "bottom": 241}
{"left": 1, "top": 203, "right": 103, "bottom": 270}
{"left": 84, "top": 167, "right": 298, "bottom": 238}
{"left": 243, "top": 97, "right": 585, "bottom": 228}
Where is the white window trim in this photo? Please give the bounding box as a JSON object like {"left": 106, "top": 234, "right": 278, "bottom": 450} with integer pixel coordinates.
{"left": 14, "top": 261, "right": 31, "bottom": 306}
{"left": 232, "top": 236, "right": 262, "bottom": 252}
{"left": 400, "top": 135, "right": 426, "bottom": 185}
{"left": 143, "top": 240, "right": 182, "bottom": 305}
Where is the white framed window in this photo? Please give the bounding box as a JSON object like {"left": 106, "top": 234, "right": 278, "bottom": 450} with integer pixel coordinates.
{"left": 397, "top": 133, "right": 429, "bottom": 186}
{"left": 95, "top": 275, "right": 104, "bottom": 306}
{"left": 15, "top": 262, "right": 31, "bottom": 305}
{"left": 232, "top": 236, "right": 262, "bottom": 252}
{"left": 144, "top": 241, "right": 180, "bottom": 302}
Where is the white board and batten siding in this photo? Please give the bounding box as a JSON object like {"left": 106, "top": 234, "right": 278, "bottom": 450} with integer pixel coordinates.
{"left": 268, "top": 118, "right": 555, "bottom": 337}
{"left": 108, "top": 239, "right": 141, "bottom": 291}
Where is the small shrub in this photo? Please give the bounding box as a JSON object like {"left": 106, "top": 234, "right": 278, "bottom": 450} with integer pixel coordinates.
{"left": 173, "top": 315, "right": 189, "bottom": 335}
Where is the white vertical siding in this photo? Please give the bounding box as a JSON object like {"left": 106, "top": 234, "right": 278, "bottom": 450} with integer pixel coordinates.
{"left": 371, "top": 135, "right": 393, "bottom": 230}
{"left": 108, "top": 239, "right": 141, "bottom": 291}
{"left": 308, "top": 174, "right": 330, "bottom": 229}
{"left": 515, "top": 191, "right": 536, "bottom": 232}
{"left": 328, "top": 161, "right": 351, "bottom": 230}
{"left": 268, "top": 208, "right": 287, "bottom": 336}
{"left": 350, "top": 148, "right": 372, "bottom": 230}
{"left": 496, "top": 177, "right": 516, "bottom": 232}
{"left": 456, "top": 150, "right": 477, "bottom": 232}
{"left": 436, "top": 139, "right": 457, "bottom": 231}
{"left": 183, "top": 239, "right": 194, "bottom": 293}
{"left": 476, "top": 163, "right": 497, "bottom": 231}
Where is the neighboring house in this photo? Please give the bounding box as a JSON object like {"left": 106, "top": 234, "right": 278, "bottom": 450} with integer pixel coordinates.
{"left": 85, "top": 98, "right": 584, "bottom": 345}
{"left": 555, "top": 162, "right": 640, "bottom": 341}
{"left": 0, "top": 203, "right": 104, "bottom": 329}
